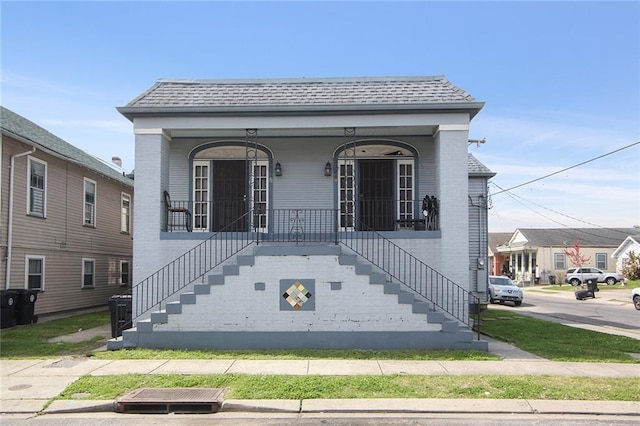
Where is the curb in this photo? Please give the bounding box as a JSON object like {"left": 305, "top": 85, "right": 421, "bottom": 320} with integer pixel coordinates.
{"left": 36, "top": 398, "right": 640, "bottom": 416}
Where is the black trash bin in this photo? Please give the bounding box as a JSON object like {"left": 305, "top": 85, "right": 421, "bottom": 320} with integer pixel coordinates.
{"left": 1, "top": 290, "right": 19, "bottom": 329}
{"left": 109, "top": 294, "right": 132, "bottom": 338}
{"left": 548, "top": 275, "right": 556, "bottom": 285}
{"left": 586, "top": 278, "right": 599, "bottom": 293}
{"left": 14, "top": 289, "right": 38, "bottom": 325}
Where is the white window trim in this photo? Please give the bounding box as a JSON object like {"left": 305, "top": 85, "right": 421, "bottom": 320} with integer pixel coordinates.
{"left": 554, "top": 253, "right": 566, "bottom": 270}
{"left": 25, "top": 255, "right": 45, "bottom": 291}
{"left": 120, "top": 260, "right": 130, "bottom": 286}
{"left": 82, "top": 258, "right": 95, "bottom": 288}
{"left": 27, "top": 156, "right": 47, "bottom": 217}
{"left": 83, "top": 178, "right": 97, "bottom": 227}
{"left": 396, "top": 159, "right": 415, "bottom": 222}
{"left": 192, "top": 160, "right": 210, "bottom": 232}
{"left": 251, "top": 160, "right": 269, "bottom": 233}
{"left": 596, "top": 253, "right": 607, "bottom": 270}
{"left": 121, "top": 192, "right": 131, "bottom": 233}
{"left": 337, "top": 159, "right": 355, "bottom": 231}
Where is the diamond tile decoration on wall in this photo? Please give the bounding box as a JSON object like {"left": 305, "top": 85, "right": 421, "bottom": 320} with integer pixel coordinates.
{"left": 280, "top": 279, "right": 315, "bottom": 311}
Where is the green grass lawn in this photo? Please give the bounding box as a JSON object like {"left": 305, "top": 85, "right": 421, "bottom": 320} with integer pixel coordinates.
{"left": 0, "top": 310, "right": 110, "bottom": 358}
{"left": 4, "top": 305, "right": 640, "bottom": 402}
{"left": 535, "top": 279, "right": 640, "bottom": 292}
{"left": 480, "top": 309, "right": 640, "bottom": 362}
{"left": 59, "top": 374, "right": 640, "bottom": 402}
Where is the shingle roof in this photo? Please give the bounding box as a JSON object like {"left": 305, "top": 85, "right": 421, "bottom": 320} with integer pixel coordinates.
{"left": 489, "top": 232, "right": 513, "bottom": 254}
{"left": 468, "top": 154, "right": 495, "bottom": 177}
{"left": 118, "top": 76, "right": 483, "bottom": 119}
{"left": 510, "top": 228, "right": 636, "bottom": 248}
{"left": 1, "top": 106, "right": 133, "bottom": 187}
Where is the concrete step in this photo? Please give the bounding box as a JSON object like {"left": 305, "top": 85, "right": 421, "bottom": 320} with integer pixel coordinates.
{"left": 180, "top": 293, "right": 197, "bottom": 304}
{"left": 384, "top": 283, "right": 401, "bottom": 294}
{"left": 150, "top": 312, "right": 168, "bottom": 324}
{"left": 166, "top": 301, "right": 182, "bottom": 314}
{"left": 194, "top": 284, "right": 211, "bottom": 295}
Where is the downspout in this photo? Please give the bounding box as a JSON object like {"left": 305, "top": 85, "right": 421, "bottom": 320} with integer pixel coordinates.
{"left": 5, "top": 146, "right": 37, "bottom": 289}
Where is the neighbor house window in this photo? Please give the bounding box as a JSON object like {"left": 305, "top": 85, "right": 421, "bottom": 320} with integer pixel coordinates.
{"left": 25, "top": 256, "right": 45, "bottom": 291}
{"left": 28, "top": 157, "right": 47, "bottom": 217}
{"left": 121, "top": 193, "right": 131, "bottom": 233}
{"left": 82, "top": 259, "right": 95, "bottom": 288}
{"left": 84, "top": 178, "right": 96, "bottom": 226}
{"left": 596, "top": 253, "right": 607, "bottom": 270}
{"left": 554, "top": 253, "right": 566, "bottom": 270}
{"left": 120, "top": 260, "right": 130, "bottom": 286}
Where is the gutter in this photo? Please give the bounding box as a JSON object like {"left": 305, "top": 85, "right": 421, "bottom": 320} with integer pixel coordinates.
{"left": 116, "top": 102, "right": 486, "bottom": 121}
{"left": 5, "top": 145, "right": 36, "bottom": 289}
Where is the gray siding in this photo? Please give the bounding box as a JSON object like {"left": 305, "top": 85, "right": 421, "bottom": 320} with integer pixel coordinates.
{"left": 468, "top": 177, "right": 489, "bottom": 294}
{"left": 1, "top": 136, "right": 133, "bottom": 316}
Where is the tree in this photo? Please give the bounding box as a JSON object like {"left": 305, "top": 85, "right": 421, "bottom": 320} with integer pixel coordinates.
{"left": 622, "top": 251, "right": 640, "bottom": 281}
{"left": 563, "top": 241, "right": 591, "bottom": 268}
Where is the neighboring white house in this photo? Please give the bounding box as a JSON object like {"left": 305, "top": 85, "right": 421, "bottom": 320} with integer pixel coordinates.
{"left": 110, "top": 76, "right": 492, "bottom": 351}
{"left": 611, "top": 234, "right": 640, "bottom": 276}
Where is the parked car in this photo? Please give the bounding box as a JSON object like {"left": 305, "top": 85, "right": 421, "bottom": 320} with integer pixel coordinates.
{"left": 488, "top": 275, "right": 523, "bottom": 306}
{"left": 564, "top": 267, "right": 624, "bottom": 286}
{"left": 633, "top": 288, "right": 640, "bottom": 311}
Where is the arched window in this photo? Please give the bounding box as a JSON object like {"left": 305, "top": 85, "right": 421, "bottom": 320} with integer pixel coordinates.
{"left": 334, "top": 141, "right": 418, "bottom": 231}
{"left": 190, "top": 143, "right": 271, "bottom": 232}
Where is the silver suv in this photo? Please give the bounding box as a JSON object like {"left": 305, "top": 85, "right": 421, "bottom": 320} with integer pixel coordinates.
{"left": 564, "top": 267, "right": 624, "bottom": 286}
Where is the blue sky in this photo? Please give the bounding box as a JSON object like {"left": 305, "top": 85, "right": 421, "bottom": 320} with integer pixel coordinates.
{"left": 2, "top": 1, "right": 639, "bottom": 232}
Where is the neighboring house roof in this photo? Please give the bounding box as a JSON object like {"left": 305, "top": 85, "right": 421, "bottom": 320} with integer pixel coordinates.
{"left": 489, "top": 232, "right": 513, "bottom": 256}
{"left": 611, "top": 234, "right": 640, "bottom": 258}
{"left": 1, "top": 106, "right": 133, "bottom": 187}
{"left": 468, "top": 154, "right": 496, "bottom": 177}
{"left": 118, "top": 76, "right": 484, "bottom": 119}
{"left": 498, "top": 228, "right": 636, "bottom": 251}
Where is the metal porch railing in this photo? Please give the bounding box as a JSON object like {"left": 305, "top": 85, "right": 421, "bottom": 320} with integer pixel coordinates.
{"left": 164, "top": 199, "right": 439, "bottom": 233}
{"left": 125, "top": 208, "right": 479, "bottom": 339}
{"left": 128, "top": 211, "right": 257, "bottom": 324}
{"left": 341, "top": 223, "right": 481, "bottom": 334}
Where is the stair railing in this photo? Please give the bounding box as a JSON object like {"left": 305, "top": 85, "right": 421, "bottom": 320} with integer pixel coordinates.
{"left": 130, "top": 210, "right": 257, "bottom": 319}
{"left": 340, "top": 222, "right": 481, "bottom": 336}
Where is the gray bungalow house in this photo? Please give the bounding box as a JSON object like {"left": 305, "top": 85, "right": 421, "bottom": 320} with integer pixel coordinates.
{"left": 1, "top": 106, "right": 134, "bottom": 318}
{"left": 111, "top": 76, "right": 492, "bottom": 351}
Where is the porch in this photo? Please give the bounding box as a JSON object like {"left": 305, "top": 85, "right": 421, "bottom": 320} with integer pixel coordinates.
{"left": 162, "top": 203, "right": 439, "bottom": 236}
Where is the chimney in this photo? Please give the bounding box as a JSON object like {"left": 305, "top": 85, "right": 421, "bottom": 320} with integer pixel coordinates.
{"left": 112, "top": 156, "right": 122, "bottom": 168}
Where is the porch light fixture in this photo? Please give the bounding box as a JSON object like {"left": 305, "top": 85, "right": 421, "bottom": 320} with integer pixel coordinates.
{"left": 274, "top": 162, "right": 282, "bottom": 177}
{"left": 324, "top": 162, "right": 332, "bottom": 176}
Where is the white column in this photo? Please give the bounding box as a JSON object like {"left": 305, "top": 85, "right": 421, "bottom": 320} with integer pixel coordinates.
{"left": 434, "top": 127, "right": 470, "bottom": 289}
{"left": 132, "top": 131, "right": 170, "bottom": 289}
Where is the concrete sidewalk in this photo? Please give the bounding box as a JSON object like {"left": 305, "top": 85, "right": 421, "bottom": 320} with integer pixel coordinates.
{"left": 2, "top": 356, "right": 639, "bottom": 416}
{"left": 2, "top": 314, "right": 639, "bottom": 418}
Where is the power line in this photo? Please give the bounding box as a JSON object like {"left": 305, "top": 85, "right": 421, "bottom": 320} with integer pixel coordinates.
{"left": 489, "top": 182, "right": 635, "bottom": 242}
{"left": 492, "top": 141, "right": 640, "bottom": 195}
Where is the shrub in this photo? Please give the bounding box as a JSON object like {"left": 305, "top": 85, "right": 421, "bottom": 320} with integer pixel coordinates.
{"left": 622, "top": 251, "right": 640, "bottom": 280}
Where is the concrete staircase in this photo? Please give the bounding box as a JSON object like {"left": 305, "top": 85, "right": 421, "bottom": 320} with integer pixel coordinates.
{"left": 108, "top": 245, "right": 487, "bottom": 351}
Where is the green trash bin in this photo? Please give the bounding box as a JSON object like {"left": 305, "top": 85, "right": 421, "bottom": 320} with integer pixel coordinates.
{"left": 14, "top": 289, "right": 38, "bottom": 325}
{"left": 1, "top": 290, "right": 18, "bottom": 329}
{"left": 109, "top": 294, "right": 132, "bottom": 338}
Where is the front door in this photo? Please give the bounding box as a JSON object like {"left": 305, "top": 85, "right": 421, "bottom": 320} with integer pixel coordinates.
{"left": 358, "top": 159, "right": 394, "bottom": 231}
{"left": 213, "top": 160, "right": 247, "bottom": 231}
